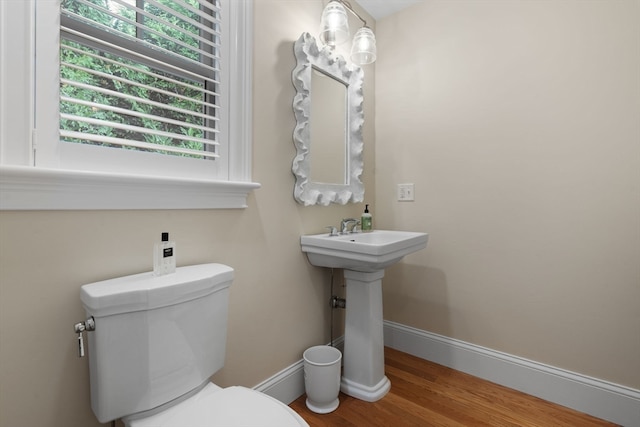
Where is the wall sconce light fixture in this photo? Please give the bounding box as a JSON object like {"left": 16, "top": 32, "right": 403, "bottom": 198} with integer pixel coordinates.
{"left": 318, "top": 0, "right": 377, "bottom": 65}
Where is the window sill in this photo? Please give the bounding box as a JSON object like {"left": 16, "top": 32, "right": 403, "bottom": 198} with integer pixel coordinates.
{"left": 0, "top": 166, "right": 260, "bottom": 210}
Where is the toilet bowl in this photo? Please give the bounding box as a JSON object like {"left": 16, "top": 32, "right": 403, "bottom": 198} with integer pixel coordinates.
{"left": 125, "top": 383, "right": 307, "bottom": 427}
{"left": 79, "top": 264, "right": 309, "bottom": 426}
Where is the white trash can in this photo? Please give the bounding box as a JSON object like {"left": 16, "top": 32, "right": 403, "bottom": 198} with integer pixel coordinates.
{"left": 303, "top": 345, "right": 342, "bottom": 414}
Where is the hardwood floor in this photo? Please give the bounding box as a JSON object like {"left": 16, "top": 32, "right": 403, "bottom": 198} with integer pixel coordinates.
{"left": 290, "top": 347, "right": 617, "bottom": 426}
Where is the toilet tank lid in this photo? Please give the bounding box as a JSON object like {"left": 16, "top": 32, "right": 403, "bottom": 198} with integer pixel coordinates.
{"left": 81, "top": 263, "right": 234, "bottom": 317}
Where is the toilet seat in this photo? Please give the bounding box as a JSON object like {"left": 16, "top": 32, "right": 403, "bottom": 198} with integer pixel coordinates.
{"left": 126, "top": 383, "right": 309, "bottom": 427}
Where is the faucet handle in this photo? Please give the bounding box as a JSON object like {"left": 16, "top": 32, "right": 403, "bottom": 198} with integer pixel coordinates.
{"left": 325, "top": 226, "right": 338, "bottom": 236}
{"left": 351, "top": 220, "right": 361, "bottom": 233}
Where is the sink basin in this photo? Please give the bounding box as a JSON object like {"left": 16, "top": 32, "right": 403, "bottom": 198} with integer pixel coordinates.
{"left": 301, "top": 230, "right": 428, "bottom": 272}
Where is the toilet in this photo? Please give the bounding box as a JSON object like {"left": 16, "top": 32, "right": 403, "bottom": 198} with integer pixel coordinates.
{"left": 79, "top": 263, "right": 309, "bottom": 427}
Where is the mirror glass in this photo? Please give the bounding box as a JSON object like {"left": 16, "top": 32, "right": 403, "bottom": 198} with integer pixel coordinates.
{"left": 310, "top": 67, "right": 347, "bottom": 184}
{"left": 292, "top": 32, "right": 364, "bottom": 206}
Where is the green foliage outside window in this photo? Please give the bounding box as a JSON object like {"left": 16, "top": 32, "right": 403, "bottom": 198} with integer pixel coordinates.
{"left": 60, "top": 0, "right": 216, "bottom": 157}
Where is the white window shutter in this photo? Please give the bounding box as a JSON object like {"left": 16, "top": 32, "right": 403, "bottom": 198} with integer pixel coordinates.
{"left": 60, "top": 0, "right": 222, "bottom": 159}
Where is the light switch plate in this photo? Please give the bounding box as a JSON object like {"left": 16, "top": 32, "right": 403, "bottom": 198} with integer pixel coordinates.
{"left": 397, "top": 183, "right": 415, "bottom": 201}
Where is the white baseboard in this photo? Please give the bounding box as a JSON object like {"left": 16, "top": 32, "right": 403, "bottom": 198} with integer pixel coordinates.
{"left": 254, "top": 338, "right": 344, "bottom": 405}
{"left": 253, "top": 357, "right": 306, "bottom": 405}
{"left": 384, "top": 320, "right": 640, "bottom": 427}
{"left": 252, "top": 324, "right": 639, "bottom": 426}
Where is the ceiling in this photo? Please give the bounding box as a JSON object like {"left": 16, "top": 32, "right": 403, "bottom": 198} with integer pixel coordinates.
{"left": 354, "top": 0, "right": 423, "bottom": 20}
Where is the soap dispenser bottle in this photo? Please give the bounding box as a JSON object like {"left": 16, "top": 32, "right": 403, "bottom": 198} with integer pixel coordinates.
{"left": 153, "top": 232, "right": 176, "bottom": 276}
{"left": 361, "top": 204, "right": 372, "bottom": 231}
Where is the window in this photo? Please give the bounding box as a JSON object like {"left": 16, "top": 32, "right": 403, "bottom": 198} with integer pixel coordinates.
{"left": 0, "top": 0, "right": 258, "bottom": 210}
{"left": 60, "top": 0, "right": 222, "bottom": 161}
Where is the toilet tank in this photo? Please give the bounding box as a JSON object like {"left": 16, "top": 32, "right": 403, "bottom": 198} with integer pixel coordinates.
{"left": 80, "top": 263, "right": 234, "bottom": 423}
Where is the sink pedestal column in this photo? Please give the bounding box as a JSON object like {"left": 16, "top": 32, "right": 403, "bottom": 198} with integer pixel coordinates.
{"left": 340, "top": 269, "right": 390, "bottom": 402}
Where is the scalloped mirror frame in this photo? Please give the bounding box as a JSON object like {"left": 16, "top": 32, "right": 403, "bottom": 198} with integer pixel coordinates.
{"left": 292, "top": 32, "right": 365, "bottom": 206}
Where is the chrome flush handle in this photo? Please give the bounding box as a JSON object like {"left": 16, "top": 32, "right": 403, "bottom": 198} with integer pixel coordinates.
{"left": 74, "top": 317, "right": 95, "bottom": 358}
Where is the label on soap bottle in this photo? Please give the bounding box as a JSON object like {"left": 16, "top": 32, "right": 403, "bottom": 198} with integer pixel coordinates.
{"left": 361, "top": 215, "right": 372, "bottom": 231}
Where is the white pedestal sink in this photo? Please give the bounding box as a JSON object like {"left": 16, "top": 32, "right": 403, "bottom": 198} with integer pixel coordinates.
{"left": 300, "top": 230, "right": 428, "bottom": 402}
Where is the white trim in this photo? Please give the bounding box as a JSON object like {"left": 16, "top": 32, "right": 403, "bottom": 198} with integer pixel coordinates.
{"left": 253, "top": 358, "right": 305, "bottom": 406}
{"left": 383, "top": 320, "right": 640, "bottom": 427}
{"left": 0, "top": 0, "right": 35, "bottom": 166}
{"left": 250, "top": 324, "right": 640, "bottom": 426}
{"left": 0, "top": 165, "right": 260, "bottom": 210}
{"left": 227, "top": 0, "right": 253, "bottom": 182}
{"left": 0, "top": 0, "right": 258, "bottom": 210}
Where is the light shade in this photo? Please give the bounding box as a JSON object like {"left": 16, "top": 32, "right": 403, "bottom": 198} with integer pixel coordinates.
{"left": 350, "top": 27, "right": 377, "bottom": 65}
{"left": 319, "top": 1, "right": 350, "bottom": 46}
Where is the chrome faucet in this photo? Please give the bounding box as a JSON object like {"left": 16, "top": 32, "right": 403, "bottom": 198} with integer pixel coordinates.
{"left": 340, "top": 218, "right": 360, "bottom": 234}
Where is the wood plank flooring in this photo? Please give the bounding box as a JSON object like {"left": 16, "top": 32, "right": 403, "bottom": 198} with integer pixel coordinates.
{"left": 290, "top": 347, "right": 617, "bottom": 426}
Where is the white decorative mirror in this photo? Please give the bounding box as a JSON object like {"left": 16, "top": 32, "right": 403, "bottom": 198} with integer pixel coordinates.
{"left": 292, "top": 32, "right": 364, "bottom": 206}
